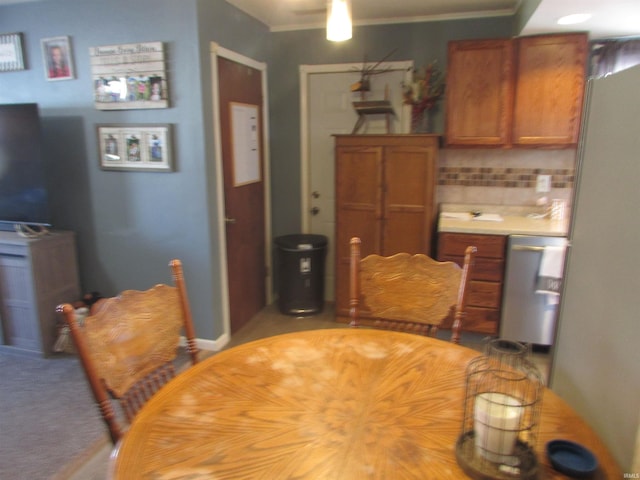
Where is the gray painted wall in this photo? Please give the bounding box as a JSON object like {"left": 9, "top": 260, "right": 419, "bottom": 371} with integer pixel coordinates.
{"left": 0, "top": 0, "right": 512, "bottom": 342}
{"left": 0, "top": 0, "right": 269, "bottom": 340}
{"left": 513, "top": 0, "right": 542, "bottom": 35}
{"left": 268, "top": 17, "right": 515, "bottom": 237}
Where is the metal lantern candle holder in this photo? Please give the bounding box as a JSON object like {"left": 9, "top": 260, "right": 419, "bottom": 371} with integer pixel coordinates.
{"left": 456, "top": 339, "right": 543, "bottom": 479}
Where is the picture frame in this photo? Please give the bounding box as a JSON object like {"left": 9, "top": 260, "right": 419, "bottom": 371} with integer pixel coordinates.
{"left": 90, "top": 41, "right": 168, "bottom": 110}
{"left": 0, "top": 32, "right": 26, "bottom": 72}
{"left": 97, "top": 124, "right": 173, "bottom": 172}
{"left": 41, "top": 36, "right": 74, "bottom": 81}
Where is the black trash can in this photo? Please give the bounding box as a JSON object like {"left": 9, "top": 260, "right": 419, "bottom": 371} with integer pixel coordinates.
{"left": 275, "top": 234, "right": 328, "bottom": 315}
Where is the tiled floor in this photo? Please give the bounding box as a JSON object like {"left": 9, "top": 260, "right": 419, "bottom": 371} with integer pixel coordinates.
{"left": 232, "top": 302, "right": 551, "bottom": 378}
{"left": 64, "top": 302, "right": 551, "bottom": 479}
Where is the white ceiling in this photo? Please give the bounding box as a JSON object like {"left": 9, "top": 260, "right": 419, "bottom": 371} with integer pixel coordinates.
{"left": 1, "top": 0, "right": 638, "bottom": 39}
{"left": 225, "top": 0, "right": 640, "bottom": 39}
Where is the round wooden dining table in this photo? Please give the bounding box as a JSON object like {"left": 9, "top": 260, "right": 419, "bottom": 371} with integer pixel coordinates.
{"left": 110, "top": 329, "right": 621, "bottom": 479}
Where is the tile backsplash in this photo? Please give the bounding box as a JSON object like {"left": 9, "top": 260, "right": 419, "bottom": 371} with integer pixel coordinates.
{"left": 437, "top": 148, "right": 576, "bottom": 209}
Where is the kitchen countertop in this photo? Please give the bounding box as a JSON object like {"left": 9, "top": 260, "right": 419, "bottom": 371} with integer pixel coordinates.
{"left": 437, "top": 204, "right": 569, "bottom": 237}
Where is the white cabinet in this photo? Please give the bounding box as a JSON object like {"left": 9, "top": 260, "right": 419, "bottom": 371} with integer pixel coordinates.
{"left": 0, "top": 231, "right": 80, "bottom": 356}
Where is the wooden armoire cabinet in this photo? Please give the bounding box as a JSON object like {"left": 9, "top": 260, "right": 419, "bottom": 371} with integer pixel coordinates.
{"left": 446, "top": 33, "right": 587, "bottom": 148}
{"left": 334, "top": 134, "right": 438, "bottom": 321}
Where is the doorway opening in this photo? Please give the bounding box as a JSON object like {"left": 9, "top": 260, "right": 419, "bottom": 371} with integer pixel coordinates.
{"left": 299, "top": 61, "right": 413, "bottom": 300}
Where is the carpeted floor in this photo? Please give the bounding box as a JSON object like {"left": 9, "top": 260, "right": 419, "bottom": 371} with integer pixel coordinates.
{"left": 0, "top": 350, "right": 109, "bottom": 480}
{"left": 0, "top": 345, "right": 201, "bottom": 480}
{"left": 14, "top": 303, "right": 343, "bottom": 480}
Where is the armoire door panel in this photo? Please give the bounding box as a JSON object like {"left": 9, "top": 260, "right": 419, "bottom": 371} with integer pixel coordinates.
{"left": 335, "top": 146, "right": 383, "bottom": 254}
{"left": 383, "top": 146, "right": 435, "bottom": 255}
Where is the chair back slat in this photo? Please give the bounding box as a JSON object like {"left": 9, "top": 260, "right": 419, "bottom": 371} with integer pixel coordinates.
{"left": 56, "top": 259, "right": 198, "bottom": 444}
{"left": 84, "top": 285, "right": 183, "bottom": 397}
{"left": 349, "top": 237, "right": 476, "bottom": 344}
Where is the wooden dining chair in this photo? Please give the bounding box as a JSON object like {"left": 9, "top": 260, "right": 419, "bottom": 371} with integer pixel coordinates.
{"left": 349, "top": 237, "right": 476, "bottom": 344}
{"left": 56, "top": 259, "right": 199, "bottom": 444}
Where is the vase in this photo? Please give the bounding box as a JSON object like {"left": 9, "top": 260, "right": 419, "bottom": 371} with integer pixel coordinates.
{"left": 410, "top": 107, "right": 431, "bottom": 133}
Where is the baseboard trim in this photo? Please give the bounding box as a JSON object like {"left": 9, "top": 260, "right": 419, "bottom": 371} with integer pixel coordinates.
{"left": 180, "top": 334, "right": 229, "bottom": 352}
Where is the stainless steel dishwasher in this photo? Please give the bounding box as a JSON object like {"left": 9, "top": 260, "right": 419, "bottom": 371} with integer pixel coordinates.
{"left": 500, "top": 235, "right": 567, "bottom": 346}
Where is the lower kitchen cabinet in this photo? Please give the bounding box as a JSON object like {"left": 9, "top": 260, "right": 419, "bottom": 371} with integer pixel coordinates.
{"left": 437, "top": 232, "right": 506, "bottom": 334}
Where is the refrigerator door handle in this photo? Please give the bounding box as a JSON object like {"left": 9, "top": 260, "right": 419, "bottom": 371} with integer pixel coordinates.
{"left": 511, "top": 245, "right": 545, "bottom": 252}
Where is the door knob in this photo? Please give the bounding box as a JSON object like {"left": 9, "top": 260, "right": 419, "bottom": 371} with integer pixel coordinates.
{"left": 310, "top": 207, "right": 320, "bottom": 215}
{"left": 312, "top": 191, "right": 320, "bottom": 199}
{"left": 225, "top": 217, "right": 236, "bottom": 224}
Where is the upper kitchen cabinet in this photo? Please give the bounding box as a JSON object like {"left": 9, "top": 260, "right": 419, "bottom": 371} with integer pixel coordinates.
{"left": 445, "top": 39, "right": 514, "bottom": 146}
{"left": 512, "top": 33, "right": 588, "bottom": 146}
{"left": 445, "top": 33, "right": 588, "bottom": 148}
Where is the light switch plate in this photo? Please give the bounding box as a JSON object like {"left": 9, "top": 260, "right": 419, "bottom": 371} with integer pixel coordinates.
{"left": 536, "top": 174, "right": 551, "bottom": 193}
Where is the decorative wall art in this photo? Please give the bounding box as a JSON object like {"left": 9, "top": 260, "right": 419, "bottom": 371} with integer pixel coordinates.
{"left": 97, "top": 124, "right": 173, "bottom": 172}
{"left": 0, "top": 33, "right": 25, "bottom": 72}
{"left": 90, "top": 42, "right": 168, "bottom": 110}
{"left": 41, "top": 36, "right": 75, "bottom": 81}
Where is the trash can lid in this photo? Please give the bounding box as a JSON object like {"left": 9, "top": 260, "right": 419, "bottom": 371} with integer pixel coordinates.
{"left": 275, "top": 234, "right": 328, "bottom": 251}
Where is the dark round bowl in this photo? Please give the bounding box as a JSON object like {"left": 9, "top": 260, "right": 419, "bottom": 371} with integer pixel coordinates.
{"left": 546, "top": 439, "right": 598, "bottom": 477}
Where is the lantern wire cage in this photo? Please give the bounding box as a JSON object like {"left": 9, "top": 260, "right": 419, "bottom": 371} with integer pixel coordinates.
{"left": 456, "top": 339, "right": 544, "bottom": 479}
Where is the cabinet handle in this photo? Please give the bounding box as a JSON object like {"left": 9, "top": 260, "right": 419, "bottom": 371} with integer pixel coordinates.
{"left": 511, "top": 245, "right": 544, "bottom": 252}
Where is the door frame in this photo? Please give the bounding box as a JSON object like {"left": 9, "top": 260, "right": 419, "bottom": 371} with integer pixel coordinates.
{"left": 210, "top": 42, "right": 272, "bottom": 344}
{"left": 299, "top": 61, "right": 414, "bottom": 232}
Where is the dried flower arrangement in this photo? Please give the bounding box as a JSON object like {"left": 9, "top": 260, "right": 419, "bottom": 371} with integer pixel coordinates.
{"left": 402, "top": 62, "right": 445, "bottom": 132}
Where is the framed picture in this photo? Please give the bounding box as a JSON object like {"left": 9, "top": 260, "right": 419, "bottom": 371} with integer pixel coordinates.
{"left": 97, "top": 124, "right": 173, "bottom": 172}
{"left": 41, "top": 36, "right": 74, "bottom": 81}
{"left": 90, "top": 42, "right": 168, "bottom": 110}
{"left": 0, "top": 32, "right": 25, "bottom": 72}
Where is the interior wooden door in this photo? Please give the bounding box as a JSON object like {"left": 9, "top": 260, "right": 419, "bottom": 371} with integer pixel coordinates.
{"left": 218, "top": 56, "right": 266, "bottom": 333}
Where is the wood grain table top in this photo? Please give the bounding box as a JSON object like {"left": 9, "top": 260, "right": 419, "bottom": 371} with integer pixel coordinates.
{"left": 110, "top": 329, "right": 621, "bottom": 479}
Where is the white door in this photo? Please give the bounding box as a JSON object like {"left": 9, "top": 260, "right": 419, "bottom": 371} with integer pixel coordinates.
{"left": 301, "top": 62, "right": 413, "bottom": 301}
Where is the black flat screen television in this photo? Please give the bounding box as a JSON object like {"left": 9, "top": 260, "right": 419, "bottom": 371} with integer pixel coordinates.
{"left": 0, "top": 103, "right": 51, "bottom": 229}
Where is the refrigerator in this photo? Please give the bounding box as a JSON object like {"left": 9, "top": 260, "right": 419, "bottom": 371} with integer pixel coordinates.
{"left": 550, "top": 64, "right": 640, "bottom": 471}
{"left": 501, "top": 234, "right": 568, "bottom": 346}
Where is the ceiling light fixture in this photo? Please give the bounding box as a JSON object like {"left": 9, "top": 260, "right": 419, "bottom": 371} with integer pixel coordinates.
{"left": 557, "top": 13, "right": 592, "bottom": 25}
{"left": 327, "top": 0, "right": 352, "bottom": 42}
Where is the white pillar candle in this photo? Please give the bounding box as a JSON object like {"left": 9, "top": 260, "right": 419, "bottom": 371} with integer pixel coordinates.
{"left": 474, "top": 392, "right": 523, "bottom": 463}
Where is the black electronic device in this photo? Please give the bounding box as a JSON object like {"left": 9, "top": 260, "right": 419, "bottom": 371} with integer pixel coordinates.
{"left": 0, "top": 103, "right": 51, "bottom": 231}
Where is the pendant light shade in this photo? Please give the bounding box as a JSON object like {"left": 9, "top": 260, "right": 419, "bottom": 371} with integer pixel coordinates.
{"left": 327, "top": 0, "right": 352, "bottom": 42}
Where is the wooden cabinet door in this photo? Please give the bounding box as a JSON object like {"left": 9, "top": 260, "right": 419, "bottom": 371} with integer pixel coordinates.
{"left": 334, "top": 135, "right": 438, "bottom": 320}
{"left": 512, "top": 33, "right": 588, "bottom": 146}
{"left": 334, "top": 145, "right": 383, "bottom": 317}
{"left": 445, "top": 39, "right": 514, "bottom": 146}
{"left": 0, "top": 254, "right": 38, "bottom": 351}
{"left": 383, "top": 145, "right": 436, "bottom": 255}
